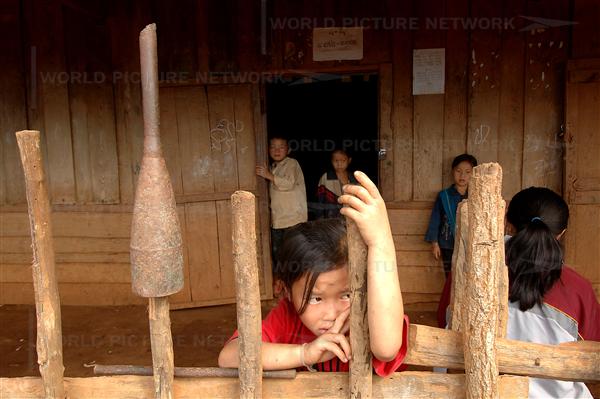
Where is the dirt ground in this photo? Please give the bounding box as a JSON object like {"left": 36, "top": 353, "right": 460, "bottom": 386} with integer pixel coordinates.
{"left": 0, "top": 301, "right": 437, "bottom": 378}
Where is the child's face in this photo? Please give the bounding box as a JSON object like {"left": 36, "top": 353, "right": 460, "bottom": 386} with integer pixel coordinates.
{"left": 290, "top": 266, "right": 351, "bottom": 336}
{"left": 452, "top": 161, "right": 474, "bottom": 189}
{"left": 269, "top": 139, "right": 289, "bottom": 162}
{"left": 331, "top": 152, "right": 351, "bottom": 173}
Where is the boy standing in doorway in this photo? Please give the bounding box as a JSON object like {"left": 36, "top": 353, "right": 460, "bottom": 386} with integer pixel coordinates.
{"left": 256, "top": 136, "right": 308, "bottom": 273}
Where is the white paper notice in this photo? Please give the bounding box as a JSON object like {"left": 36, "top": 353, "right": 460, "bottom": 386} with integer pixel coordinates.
{"left": 413, "top": 48, "right": 445, "bottom": 95}
{"left": 313, "top": 27, "right": 363, "bottom": 61}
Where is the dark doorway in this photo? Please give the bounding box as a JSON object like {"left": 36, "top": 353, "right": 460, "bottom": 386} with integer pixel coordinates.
{"left": 266, "top": 73, "right": 379, "bottom": 220}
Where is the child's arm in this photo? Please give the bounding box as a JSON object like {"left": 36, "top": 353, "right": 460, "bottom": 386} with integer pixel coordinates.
{"left": 338, "top": 171, "right": 404, "bottom": 362}
{"left": 218, "top": 308, "right": 352, "bottom": 370}
{"left": 425, "top": 194, "right": 443, "bottom": 260}
{"left": 257, "top": 160, "right": 300, "bottom": 191}
{"left": 219, "top": 335, "right": 351, "bottom": 370}
{"left": 431, "top": 242, "right": 441, "bottom": 260}
{"left": 219, "top": 340, "right": 304, "bottom": 370}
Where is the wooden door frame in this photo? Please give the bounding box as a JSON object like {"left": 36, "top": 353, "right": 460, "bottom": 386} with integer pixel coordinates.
{"left": 253, "top": 83, "right": 274, "bottom": 300}
{"left": 260, "top": 64, "right": 391, "bottom": 198}
{"left": 256, "top": 64, "right": 392, "bottom": 301}
{"left": 565, "top": 58, "right": 600, "bottom": 205}
{"left": 564, "top": 58, "right": 600, "bottom": 301}
{"left": 378, "top": 63, "right": 394, "bottom": 201}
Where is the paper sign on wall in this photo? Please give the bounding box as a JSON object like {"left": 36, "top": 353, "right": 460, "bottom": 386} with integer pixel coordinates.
{"left": 413, "top": 48, "right": 445, "bottom": 95}
{"left": 313, "top": 27, "right": 363, "bottom": 61}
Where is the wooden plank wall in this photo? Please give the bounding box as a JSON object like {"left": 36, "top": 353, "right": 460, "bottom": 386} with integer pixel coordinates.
{"left": 564, "top": 58, "right": 600, "bottom": 299}
{"left": 0, "top": 0, "right": 27, "bottom": 205}
{"left": 0, "top": 83, "right": 264, "bottom": 307}
{"left": 0, "top": 209, "right": 142, "bottom": 305}
{"left": 1, "top": 0, "right": 597, "bottom": 307}
{"left": 557, "top": 0, "right": 599, "bottom": 299}
{"left": 0, "top": 206, "right": 190, "bottom": 305}
{"left": 64, "top": 6, "right": 120, "bottom": 204}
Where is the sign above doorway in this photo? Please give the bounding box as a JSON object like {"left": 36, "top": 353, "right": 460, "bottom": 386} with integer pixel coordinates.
{"left": 312, "top": 27, "right": 364, "bottom": 61}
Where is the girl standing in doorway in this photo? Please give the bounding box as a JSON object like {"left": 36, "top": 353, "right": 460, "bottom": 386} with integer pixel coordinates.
{"left": 316, "top": 149, "right": 358, "bottom": 219}
{"left": 425, "top": 154, "right": 478, "bottom": 276}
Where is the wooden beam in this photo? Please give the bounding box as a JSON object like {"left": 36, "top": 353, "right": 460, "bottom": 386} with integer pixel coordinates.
{"left": 231, "top": 191, "right": 262, "bottom": 398}
{"left": 0, "top": 373, "right": 529, "bottom": 398}
{"left": 156, "top": 66, "right": 383, "bottom": 88}
{"left": 448, "top": 193, "right": 507, "bottom": 337}
{"left": 462, "top": 163, "right": 503, "bottom": 399}
{"left": 93, "top": 365, "right": 295, "bottom": 379}
{"left": 175, "top": 190, "right": 260, "bottom": 205}
{"left": 449, "top": 201, "right": 468, "bottom": 332}
{"left": 252, "top": 83, "right": 274, "bottom": 300}
{"left": 404, "top": 324, "right": 600, "bottom": 383}
{"left": 378, "top": 63, "right": 394, "bottom": 202}
{"left": 170, "top": 295, "right": 272, "bottom": 310}
{"left": 346, "top": 218, "right": 372, "bottom": 398}
{"left": 15, "top": 130, "right": 65, "bottom": 399}
{"left": 389, "top": 0, "right": 414, "bottom": 202}
{"left": 496, "top": 198, "right": 508, "bottom": 337}
{"left": 148, "top": 297, "right": 176, "bottom": 399}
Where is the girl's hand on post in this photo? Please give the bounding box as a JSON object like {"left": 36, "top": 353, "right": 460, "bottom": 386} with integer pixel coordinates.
{"left": 338, "top": 171, "right": 392, "bottom": 247}
{"left": 338, "top": 171, "right": 404, "bottom": 361}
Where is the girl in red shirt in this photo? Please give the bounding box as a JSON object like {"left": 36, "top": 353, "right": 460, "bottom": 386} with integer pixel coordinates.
{"left": 219, "top": 171, "right": 408, "bottom": 376}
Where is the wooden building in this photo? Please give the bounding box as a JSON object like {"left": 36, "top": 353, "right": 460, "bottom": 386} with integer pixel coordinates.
{"left": 1, "top": 0, "right": 598, "bottom": 309}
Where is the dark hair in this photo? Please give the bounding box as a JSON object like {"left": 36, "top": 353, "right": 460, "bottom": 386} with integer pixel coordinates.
{"left": 269, "top": 135, "right": 288, "bottom": 144}
{"left": 275, "top": 218, "right": 348, "bottom": 314}
{"left": 331, "top": 148, "right": 351, "bottom": 159}
{"left": 451, "top": 153, "right": 478, "bottom": 169}
{"left": 505, "top": 187, "right": 569, "bottom": 311}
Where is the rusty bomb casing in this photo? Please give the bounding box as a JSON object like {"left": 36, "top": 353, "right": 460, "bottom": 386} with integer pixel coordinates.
{"left": 130, "top": 23, "right": 183, "bottom": 298}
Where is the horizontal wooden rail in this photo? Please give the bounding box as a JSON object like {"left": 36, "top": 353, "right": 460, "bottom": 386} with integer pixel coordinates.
{"left": 0, "top": 372, "right": 528, "bottom": 398}
{"left": 94, "top": 365, "right": 295, "bottom": 379}
{"left": 405, "top": 324, "right": 600, "bottom": 382}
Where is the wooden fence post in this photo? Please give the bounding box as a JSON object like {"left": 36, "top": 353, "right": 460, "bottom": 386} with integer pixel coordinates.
{"left": 462, "top": 163, "right": 503, "bottom": 399}
{"left": 232, "top": 191, "right": 263, "bottom": 398}
{"left": 450, "top": 200, "right": 468, "bottom": 332}
{"left": 346, "top": 218, "right": 372, "bottom": 398}
{"left": 450, "top": 189, "right": 508, "bottom": 337}
{"left": 16, "top": 130, "right": 65, "bottom": 399}
{"left": 495, "top": 198, "right": 508, "bottom": 338}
